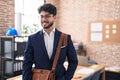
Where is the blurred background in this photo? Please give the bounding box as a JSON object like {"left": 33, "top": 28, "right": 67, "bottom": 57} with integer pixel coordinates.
{"left": 0, "top": 0, "right": 120, "bottom": 80}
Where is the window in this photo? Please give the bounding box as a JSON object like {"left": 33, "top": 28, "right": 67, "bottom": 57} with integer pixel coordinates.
{"left": 15, "top": 0, "right": 44, "bottom": 36}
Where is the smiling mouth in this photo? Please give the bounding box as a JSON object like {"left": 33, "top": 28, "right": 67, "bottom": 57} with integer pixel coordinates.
{"left": 43, "top": 23, "right": 47, "bottom": 25}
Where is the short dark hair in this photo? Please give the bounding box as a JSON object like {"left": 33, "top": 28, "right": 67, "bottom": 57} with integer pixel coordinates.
{"left": 38, "top": 3, "right": 57, "bottom": 16}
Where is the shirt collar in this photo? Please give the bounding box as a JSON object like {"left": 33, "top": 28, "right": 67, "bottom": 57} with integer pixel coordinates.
{"left": 43, "top": 28, "right": 55, "bottom": 34}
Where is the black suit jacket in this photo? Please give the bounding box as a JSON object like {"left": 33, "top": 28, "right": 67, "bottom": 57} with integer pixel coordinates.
{"left": 22, "top": 29, "right": 78, "bottom": 80}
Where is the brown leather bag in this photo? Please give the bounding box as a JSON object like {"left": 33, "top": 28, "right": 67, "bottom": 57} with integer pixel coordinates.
{"left": 32, "top": 33, "right": 67, "bottom": 80}
{"left": 32, "top": 69, "right": 55, "bottom": 80}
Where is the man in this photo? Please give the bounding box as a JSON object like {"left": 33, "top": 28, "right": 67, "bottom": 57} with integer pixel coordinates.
{"left": 22, "top": 3, "right": 78, "bottom": 80}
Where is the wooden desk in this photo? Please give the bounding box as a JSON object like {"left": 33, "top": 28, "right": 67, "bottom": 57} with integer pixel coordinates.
{"left": 105, "top": 66, "right": 120, "bottom": 73}
{"left": 7, "top": 75, "right": 22, "bottom": 80}
{"left": 7, "top": 65, "right": 105, "bottom": 80}
{"left": 105, "top": 66, "right": 120, "bottom": 80}
{"left": 72, "top": 65, "right": 105, "bottom": 80}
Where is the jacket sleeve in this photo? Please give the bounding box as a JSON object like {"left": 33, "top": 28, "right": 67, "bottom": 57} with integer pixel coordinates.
{"left": 22, "top": 36, "right": 34, "bottom": 80}
{"left": 65, "top": 35, "right": 78, "bottom": 80}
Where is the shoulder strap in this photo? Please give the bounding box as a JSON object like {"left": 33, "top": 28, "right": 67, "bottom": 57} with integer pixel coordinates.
{"left": 52, "top": 33, "right": 68, "bottom": 71}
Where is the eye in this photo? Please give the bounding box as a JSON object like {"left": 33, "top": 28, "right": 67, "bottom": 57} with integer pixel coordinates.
{"left": 40, "top": 15, "right": 53, "bottom": 19}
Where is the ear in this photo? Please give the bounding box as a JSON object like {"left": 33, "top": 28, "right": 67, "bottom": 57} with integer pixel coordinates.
{"left": 53, "top": 16, "right": 56, "bottom": 19}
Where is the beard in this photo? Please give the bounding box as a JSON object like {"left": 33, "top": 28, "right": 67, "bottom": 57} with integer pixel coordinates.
{"left": 42, "top": 22, "right": 53, "bottom": 29}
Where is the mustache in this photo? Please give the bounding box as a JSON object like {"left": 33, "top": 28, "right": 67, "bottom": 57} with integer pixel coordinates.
{"left": 42, "top": 21, "right": 48, "bottom": 23}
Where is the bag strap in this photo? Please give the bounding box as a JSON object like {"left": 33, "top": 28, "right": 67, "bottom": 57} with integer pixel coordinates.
{"left": 52, "top": 33, "right": 68, "bottom": 71}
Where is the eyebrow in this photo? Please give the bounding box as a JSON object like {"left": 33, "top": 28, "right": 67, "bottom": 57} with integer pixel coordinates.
{"left": 40, "top": 14, "right": 52, "bottom": 16}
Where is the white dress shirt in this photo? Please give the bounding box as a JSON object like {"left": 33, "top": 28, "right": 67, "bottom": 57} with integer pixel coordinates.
{"left": 43, "top": 28, "right": 55, "bottom": 59}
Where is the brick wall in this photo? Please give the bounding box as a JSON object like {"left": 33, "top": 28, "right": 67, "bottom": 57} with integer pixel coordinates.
{"left": 0, "top": 0, "right": 14, "bottom": 36}
{"left": 46, "top": 0, "right": 120, "bottom": 66}
{"left": 0, "top": 0, "right": 119, "bottom": 66}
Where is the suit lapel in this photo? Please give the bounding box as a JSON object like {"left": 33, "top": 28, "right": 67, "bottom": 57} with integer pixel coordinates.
{"left": 39, "top": 29, "right": 61, "bottom": 61}
{"left": 39, "top": 30, "right": 49, "bottom": 59}
{"left": 50, "top": 29, "right": 61, "bottom": 60}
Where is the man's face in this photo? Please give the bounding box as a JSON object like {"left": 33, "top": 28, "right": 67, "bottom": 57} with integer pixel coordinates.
{"left": 40, "top": 11, "right": 56, "bottom": 29}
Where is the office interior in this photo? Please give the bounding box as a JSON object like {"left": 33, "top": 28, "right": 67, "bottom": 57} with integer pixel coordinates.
{"left": 0, "top": 0, "right": 120, "bottom": 80}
